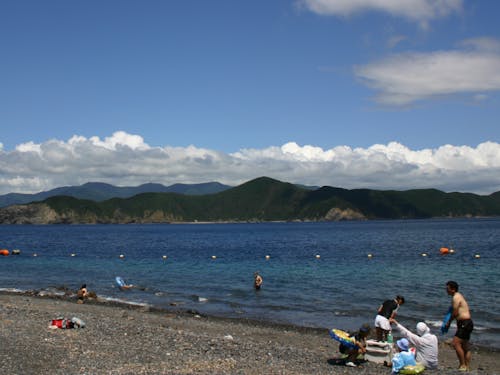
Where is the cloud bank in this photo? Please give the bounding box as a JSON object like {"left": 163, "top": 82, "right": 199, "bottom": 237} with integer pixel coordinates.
{"left": 355, "top": 38, "right": 500, "bottom": 105}
{"left": 1, "top": 131, "right": 499, "bottom": 195}
{"left": 299, "top": 0, "right": 462, "bottom": 27}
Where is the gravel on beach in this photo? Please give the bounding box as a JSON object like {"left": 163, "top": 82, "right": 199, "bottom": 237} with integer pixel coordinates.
{"left": 0, "top": 293, "right": 498, "bottom": 375}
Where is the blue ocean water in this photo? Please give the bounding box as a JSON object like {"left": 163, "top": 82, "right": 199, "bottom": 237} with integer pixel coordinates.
{"left": 0, "top": 219, "right": 499, "bottom": 348}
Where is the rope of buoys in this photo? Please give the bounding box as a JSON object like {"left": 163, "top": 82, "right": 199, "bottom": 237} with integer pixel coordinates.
{"left": 1, "top": 249, "right": 480, "bottom": 261}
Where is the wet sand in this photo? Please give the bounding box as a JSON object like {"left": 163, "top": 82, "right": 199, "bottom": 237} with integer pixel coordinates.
{"left": 0, "top": 292, "right": 498, "bottom": 374}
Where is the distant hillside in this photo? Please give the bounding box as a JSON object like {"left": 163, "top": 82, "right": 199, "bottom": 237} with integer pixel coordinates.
{"left": 0, "top": 177, "right": 499, "bottom": 224}
{"left": 0, "top": 181, "right": 232, "bottom": 208}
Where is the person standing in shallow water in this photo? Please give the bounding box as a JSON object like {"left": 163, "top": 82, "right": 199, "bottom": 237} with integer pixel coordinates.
{"left": 446, "top": 280, "right": 473, "bottom": 372}
{"left": 254, "top": 272, "right": 263, "bottom": 290}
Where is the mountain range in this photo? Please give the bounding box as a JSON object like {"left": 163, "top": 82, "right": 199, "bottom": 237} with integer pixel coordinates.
{"left": 0, "top": 177, "right": 499, "bottom": 224}
{"left": 0, "top": 181, "right": 232, "bottom": 208}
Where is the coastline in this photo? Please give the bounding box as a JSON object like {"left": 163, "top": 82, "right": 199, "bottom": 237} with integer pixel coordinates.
{"left": 1, "top": 292, "right": 498, "bottom": 374}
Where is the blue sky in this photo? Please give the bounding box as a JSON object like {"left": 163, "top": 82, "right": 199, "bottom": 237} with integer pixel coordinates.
{"left": 1, "top": 0, "right": 499, "bottom": 194}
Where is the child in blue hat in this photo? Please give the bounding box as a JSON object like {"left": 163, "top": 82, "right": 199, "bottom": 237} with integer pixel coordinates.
{"left": 390, "top": 338, "right": 416, "bottom": 374}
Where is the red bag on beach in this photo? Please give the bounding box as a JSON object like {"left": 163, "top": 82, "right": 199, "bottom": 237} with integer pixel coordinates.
{"left": 50, "top": 318, "right": 74, "bottom": 329}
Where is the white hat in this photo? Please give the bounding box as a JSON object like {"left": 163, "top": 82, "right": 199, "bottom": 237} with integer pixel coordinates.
{"left": 416, "top": 322, "right": 430, "bottom": 336}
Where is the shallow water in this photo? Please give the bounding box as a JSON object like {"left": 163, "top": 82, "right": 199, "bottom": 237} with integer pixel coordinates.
{"left": 0, "top": 219, "right": 499, "bottom": 348}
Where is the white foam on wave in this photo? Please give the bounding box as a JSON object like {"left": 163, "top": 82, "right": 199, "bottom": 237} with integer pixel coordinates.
{"left": 0, "top": 287, "right": 67, "bottom": 296}
{"left": 98, "top": 295, "right": 151, "bottom": 308}
{"left": 427, "top": 319, "right": 455, "bottom": 329}
{"left": 0, "top": 287, "right": 25, "bottom": 293}
{"left": 426, "top": 319, "right": 486, "bottom": 331}
{"left": 39, "top": 289, "right": 67, "bottom": 297}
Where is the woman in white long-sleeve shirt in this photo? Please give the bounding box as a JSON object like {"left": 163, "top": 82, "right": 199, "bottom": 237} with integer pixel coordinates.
{"left": 390, "top": 319, "right": 438, "bottom": 370}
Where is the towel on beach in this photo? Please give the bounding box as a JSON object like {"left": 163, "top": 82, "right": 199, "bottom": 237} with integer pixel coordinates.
{"left": 50, "top": 317, "right": 86, "bottom": 329}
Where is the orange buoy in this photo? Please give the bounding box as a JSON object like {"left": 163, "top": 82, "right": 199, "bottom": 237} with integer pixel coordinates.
{"left": 0, "top": 249, "right": 10, "bottom": 256}
{"left": 440, "top": 247, "right": 450, "bottom": 255}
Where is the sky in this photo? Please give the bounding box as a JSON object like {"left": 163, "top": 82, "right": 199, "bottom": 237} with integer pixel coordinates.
{"left": 1, "top": 0, "right": 499, "bottom": 195}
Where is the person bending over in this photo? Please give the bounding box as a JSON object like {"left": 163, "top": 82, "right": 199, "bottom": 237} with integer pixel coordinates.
{"left": 339, "top": 323, "right": 370, "bottom": 368}
{"left": 374, "top": 295, "right": 405, "bottom": 341}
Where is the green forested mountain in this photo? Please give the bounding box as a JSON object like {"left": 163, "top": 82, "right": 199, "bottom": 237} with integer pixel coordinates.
{"left": 1, "top": 177, "right": 499, "bottom": 224}
{"left": 0, "top": 181, "right": 231, "bottom": 208}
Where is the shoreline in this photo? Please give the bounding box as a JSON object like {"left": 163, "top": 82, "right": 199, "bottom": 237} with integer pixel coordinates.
{"left": 1, "top": 216, "right": 500, "bottom": 225}
{"left": 1, "top": 292, "right": 498, "bottom": 374}
{"left": 3, "top": 287, "right": 499, "bottom": 351}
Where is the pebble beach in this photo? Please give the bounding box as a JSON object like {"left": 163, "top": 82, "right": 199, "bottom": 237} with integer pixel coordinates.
{"left": 1, "top": 292, "right": 498, "bottom": 375}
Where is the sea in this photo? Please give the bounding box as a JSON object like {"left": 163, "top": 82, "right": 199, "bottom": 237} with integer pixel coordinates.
{"left": 0, "top": 219, "right": 499, "bottom": 349}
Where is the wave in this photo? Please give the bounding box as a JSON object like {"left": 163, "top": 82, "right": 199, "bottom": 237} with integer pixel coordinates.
{"left": 0, "top": 287, "right": 150, "bottom": 309}
{"left": 97, "top": 295, "right": 152, "bottom": 308}
{"left": 0, "top": 287, "right": 25, "bottom": 293}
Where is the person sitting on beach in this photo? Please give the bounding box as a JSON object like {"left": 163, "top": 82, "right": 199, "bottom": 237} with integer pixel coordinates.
{"left": 254, "top": 272, "right": 263, "bottom": 290}
{"left": 339, "top": 323, "right": 370, "bottom": 368}
{"left": 77, "top": 284, "right": 88, "bottom": 304}
{"left": 390, "top": 319, "right": 438, "bottom": 369}
{"left": 387, "top": 338, "right": 416, "bottom": 374}
{"left": 374, "top": 295, "right": 405, "bottom": 341}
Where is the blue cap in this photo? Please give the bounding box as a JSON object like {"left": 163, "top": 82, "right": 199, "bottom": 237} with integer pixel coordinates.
{"left": 397, "top": 338, "right": 410, "bottom": 351}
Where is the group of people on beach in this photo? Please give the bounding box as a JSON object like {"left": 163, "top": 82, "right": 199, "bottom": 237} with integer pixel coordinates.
{"left": 340, "top": 280, "right": 473, "bottom": 373}
{"left": 75, "top": 274, "right": 474, "bottom": 372}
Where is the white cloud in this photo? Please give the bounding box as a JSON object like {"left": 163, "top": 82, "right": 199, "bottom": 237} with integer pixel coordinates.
{"left": 15, "top": 141, "right": 42, "bottom": 154}
{"left": 87, "top": 131, "right": 149, "bottom": 151}
{"left": 355, "top": 37, "right": 500, "bottom": 105}
{"left": 299, "top": 0, "right": 462, "bottom": 25}
{"left": 1, "top": 132, "right": 499, "bottom": 195}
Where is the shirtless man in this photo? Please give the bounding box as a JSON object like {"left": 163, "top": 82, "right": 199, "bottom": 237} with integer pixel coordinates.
{"left": 254, "top": 272, "right": 263, "bottom": 290}
{"left": 446, "top": 281, "right": 473, "bottom": 371}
